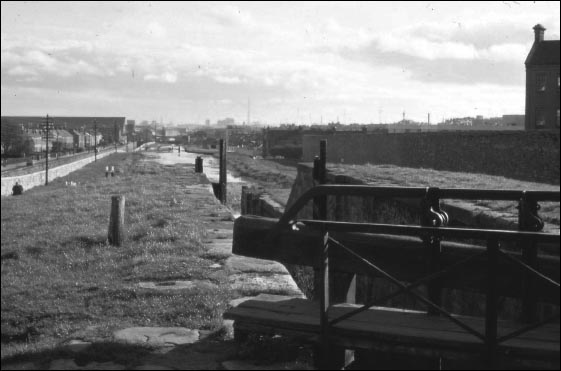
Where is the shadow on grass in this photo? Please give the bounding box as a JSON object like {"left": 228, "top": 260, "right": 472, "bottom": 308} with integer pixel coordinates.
{"left": 0, "top": 341, "right": 153, "bottom": 370}
{"left": 1, "top": 329, "right": 243, "bottom": 370}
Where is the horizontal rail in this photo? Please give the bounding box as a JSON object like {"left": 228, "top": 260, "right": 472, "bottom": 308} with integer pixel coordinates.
{"left": 298, "top": 220, "right": 560, "bottom": 244}
{"left": 279, "top": 185, "right": 560, "bottom": 226}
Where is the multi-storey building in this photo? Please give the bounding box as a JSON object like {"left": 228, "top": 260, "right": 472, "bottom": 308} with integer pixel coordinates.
{"left": 525, "top": 24, "right": 560, "bottom": 130}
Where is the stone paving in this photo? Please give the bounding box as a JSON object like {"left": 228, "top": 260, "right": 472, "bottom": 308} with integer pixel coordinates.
{"left": 3, "top": 151, "right": 309, "bottom": 370}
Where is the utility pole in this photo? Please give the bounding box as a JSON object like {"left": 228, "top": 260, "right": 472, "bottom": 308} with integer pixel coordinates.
{"left": 94, "top": 119, "right": 97, "bottom": 162}
{"left": 55, "top": 127, "right": 59, "bottom": 158}
{"left": 44, "top": 114, "right": 50, "bottom": 185}
{"left": 114, "top": 120, "right": 117, "bottom": 153}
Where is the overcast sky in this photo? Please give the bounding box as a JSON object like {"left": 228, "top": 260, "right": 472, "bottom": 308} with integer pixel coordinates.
{"left": 1, "top": 1, "right": 560, "bottom": 125}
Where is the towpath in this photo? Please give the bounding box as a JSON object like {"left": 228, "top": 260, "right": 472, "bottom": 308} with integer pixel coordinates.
{"left": 3, "top": 147, "right": 308, "bottom": 370}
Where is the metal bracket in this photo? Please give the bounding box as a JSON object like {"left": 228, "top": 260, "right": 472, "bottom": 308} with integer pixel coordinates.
{"left": 518, "top": 193, "right": 544, "bottom": 232}
{"left": 421, "top": 187, "right": 449, "bottom": 229}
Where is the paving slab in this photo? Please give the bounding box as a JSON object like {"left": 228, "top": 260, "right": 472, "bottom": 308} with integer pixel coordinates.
{"left": 114, "top": 327, "right": 199, "bottom": 346}
{"left": 225, "top": 255, "right": 289, "bottom": 275}
{"left": 229, "top": 273, "right": 304, "bottom": 297}
{"left": 204, "top": 241, "right": 233, "bottom": 259}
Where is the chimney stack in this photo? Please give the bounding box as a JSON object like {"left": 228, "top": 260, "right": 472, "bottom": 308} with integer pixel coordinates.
{"left": 533, "top": 24, "right": 545, "bottom": 43}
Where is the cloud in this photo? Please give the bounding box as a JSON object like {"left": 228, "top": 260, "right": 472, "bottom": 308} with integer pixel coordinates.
{"left": 143, "top": 71, "right": 178, "bottom": 83}
{"left": 146, "top": 22, "right": 167, "bottom": 38}
{"left": 205, "top": 4, "right": 256, "bottom": 29}
{"left": 374, "top": 34, "right": 478, "bottom": 60}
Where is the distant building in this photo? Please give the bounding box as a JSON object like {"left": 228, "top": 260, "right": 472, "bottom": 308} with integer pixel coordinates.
{"left": 502, "top": 115, "right": 525, "bottom": 128}
{"left": 126, "top": 120, "right": 135, "bottom": 135}
{"left": 524, "top": 24, "right": 560, "bottom": 130}
{"left": 163, "top": 127, "right": 180, "bottom": 137}
{"left": 217, "top": 118, "right": 235, "bottom": 127}
{"left": 53, "top": 129, "right": 74, "bottom": 150}
{"left": 71, "top": 130, "right": 85, "bottom": 149}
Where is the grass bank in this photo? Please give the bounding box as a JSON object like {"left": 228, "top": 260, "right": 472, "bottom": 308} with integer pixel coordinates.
{"left": 1, "top": 152, "right": 234, "bottom": 366}
{"left": 221, "top": 152, "right": 297, "bottom": 210}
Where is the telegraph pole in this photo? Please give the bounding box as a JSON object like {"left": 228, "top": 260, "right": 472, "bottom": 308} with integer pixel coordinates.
{"left": 44, "top": 114, "right": 50, "bottom": 185}
{"left": 94, "top": 119, "right": 98, "bottom": 162}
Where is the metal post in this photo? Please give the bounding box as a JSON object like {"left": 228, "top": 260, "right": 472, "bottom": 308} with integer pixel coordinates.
{"left": 485, "top": 238, "right": 499, "bottom": 367}
{"left": 114, "top": 120, "right": 117, "bottom": 153}
{"left": 318, "top": 231, "right": 330, "bottom": 369}
{"left": 219, "top": 139, "right": 227, "bottom": 204}
{"left": 518, "top": 193, "right": 542, "bottom": 323}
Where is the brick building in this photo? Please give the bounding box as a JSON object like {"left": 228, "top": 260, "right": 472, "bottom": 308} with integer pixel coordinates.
{"left": 524, "top": 24, "right": 560, "bottom": 130}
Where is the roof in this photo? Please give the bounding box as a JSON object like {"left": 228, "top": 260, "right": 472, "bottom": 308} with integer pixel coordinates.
{"left": 56, "top": 129, "right": 74, "bottom": 137}
{"left": 525, "top": 40, "right": 560, "bottom": 66}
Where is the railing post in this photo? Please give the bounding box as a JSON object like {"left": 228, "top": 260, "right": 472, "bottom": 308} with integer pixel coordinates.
{"left": 219, "top": 139, "right": 227, "bottom": 204}
{"left": 317, "top": 231, "right": 331, "bottom": 369}
{"left": 518, "top": 192, "right": 542, "bottom": 323}
{"left": 313, "top": 141, "right": 328, "bottom": 300}
{"left": 312, "top": 140, "right": 354, "bottom": 368}
{"left": 485, "top": 238, "right": 499, "bottom": 367}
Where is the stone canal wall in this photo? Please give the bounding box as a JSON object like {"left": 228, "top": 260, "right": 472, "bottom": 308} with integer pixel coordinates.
{"left": 1, "top": 151, "right": 113, "bottom": 196}
{"left": 302, "top": 131, "right": 560, "bottom": 185}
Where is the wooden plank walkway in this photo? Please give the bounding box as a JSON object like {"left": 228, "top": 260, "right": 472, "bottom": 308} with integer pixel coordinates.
{"left": 224, "top": 294, "right": 560, "bottom": 363}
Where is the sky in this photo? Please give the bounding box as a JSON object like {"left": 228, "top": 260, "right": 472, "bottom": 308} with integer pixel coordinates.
{"left": 1, "top": 1, "right": 560, "bottom": 125}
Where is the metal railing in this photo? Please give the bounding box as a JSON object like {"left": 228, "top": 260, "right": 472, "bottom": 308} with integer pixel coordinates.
{"left": 270, "top": 184, "right": 560, "bottom": 365}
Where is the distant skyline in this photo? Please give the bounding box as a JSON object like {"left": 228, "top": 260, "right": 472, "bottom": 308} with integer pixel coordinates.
{"left": 1, "top": 1, "right": 560, "bottom": 125}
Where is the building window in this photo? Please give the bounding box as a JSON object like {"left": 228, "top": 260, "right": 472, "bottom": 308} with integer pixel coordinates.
{"left": 536, "top": 73, "right": 546, "bottom": 92}
{"left": 535, "top": 108, "right": 546, "bottom": 128}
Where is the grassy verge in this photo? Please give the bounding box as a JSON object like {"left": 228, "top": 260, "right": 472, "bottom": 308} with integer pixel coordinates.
{"left": 328, "top": 163, "right": 560, "bottom": 226}
{"left": 222, "top": 152, "right": 297, "bottom": 209}
{"left": 1, "top": 152, "right": 234, "bottom": 366}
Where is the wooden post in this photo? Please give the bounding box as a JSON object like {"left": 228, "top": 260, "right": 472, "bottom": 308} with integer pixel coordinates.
{"left": 219, "top": 139, "right": 227, "bottom": 204}
{"left": 251, "top": 191, "right": 261, "bottom": 216}
{"left": 108, "top": 195, "right": 125, "bottom": 246}
{"left": 241, "top": 186, "right": 248, "bottom": 215}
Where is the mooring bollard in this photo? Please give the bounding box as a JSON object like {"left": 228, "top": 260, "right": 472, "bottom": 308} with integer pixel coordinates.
{"left": 195, "top": 156, "right": 203, "bottom": 173}
{"left": 111, "top": 166, "right": 115, "bottom": 177}
{"left": 105, "top": 166, "right": 109, "bottom": 178}
{"left": 241, "top": 186, "right": 248, "bottom": 215}
{"left": 108, "top": 195, "right": 125, "bottom": 246}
